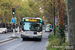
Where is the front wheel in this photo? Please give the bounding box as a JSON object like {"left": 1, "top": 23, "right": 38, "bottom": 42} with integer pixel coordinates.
{"left": 5, "top": 32, "right": 7, "bottom": 33}
{"left": 22, "top": 38, "right": 26, "bottom": 41}
{"left": 38, "top": 38, "right": 42, "bottom": 41}
{"left": 5, "top": 31, "right": 7, "bottom": 33}
{"left": 22, "top": 38, "right": 25, "bottom": 41}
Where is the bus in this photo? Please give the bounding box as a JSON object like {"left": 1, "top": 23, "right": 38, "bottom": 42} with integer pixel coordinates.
{"left": 45, "top": 24, "right": 52, "bottom": 32}
{"left": 20, "top": 17, "right": 43, "bottom": 41}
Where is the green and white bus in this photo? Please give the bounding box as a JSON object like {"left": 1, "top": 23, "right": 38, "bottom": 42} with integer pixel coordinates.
{"left": 45, "top": 24, "right": 52, "bottom": 32}
{"left": 20, "top": 17, "right": 43, "bottom": 41}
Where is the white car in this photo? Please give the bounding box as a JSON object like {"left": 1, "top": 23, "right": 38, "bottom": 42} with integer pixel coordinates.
{"left": 0, "top": 30, "right": 3, "bottom": 33}
{"left": 0, "top": 27, "right": 7, "bottom": 33}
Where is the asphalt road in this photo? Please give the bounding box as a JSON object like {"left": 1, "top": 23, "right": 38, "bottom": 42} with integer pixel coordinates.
{"left": 0, "top": 32, "right": 13, "bottom": 41}
{"left": 0, "top": 32, "right": 20, "bottom": 41}
{"left": 0, "top": 30, "right": 51, "bottom": 50}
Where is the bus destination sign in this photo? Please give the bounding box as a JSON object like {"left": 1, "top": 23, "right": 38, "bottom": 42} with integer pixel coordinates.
{"left": 25, "top": 19, "right": 40, "bottom": 22}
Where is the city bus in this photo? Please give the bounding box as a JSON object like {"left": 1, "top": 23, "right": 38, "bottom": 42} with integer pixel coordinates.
{"left": 20, "top": 17, "right": 43, "bottom": 41}
{"left": 45, "top": 24, "right": 52, "bottom": 32}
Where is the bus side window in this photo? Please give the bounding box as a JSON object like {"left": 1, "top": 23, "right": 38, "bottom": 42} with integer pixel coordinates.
{"left": 50, "top": 25, "right": 52, "bottom": 28}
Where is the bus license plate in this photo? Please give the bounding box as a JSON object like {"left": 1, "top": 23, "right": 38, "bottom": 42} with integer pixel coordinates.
{"left": 26, "top": 33, "right": 33, "bottom": 35}
{"left": 29, "top": 36, "right": 33, "bottom": 38}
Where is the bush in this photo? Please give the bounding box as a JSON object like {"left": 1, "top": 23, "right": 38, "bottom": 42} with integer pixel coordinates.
{"left": 47, "top": 27, "right": 69, "bottom": 50}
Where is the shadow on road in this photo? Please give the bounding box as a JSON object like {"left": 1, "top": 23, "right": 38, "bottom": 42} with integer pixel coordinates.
{"left": 22, "top": 38, "right": 42, "bottom": 42}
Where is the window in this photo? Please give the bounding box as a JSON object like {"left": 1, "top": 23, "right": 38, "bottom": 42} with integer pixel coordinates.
{"left": 22, "top": 22, "right": 42, "bottom": 31}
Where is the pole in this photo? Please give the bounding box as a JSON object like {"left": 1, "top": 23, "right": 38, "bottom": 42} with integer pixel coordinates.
{"left": 12, "top": 15, "right": 16, "bottom": 37}
{"left": 17, "top": 25, "right": 19, "bottom": 33}
{"left": 10, "top": 8, "right": 19, "bottom": 38}
{"left": 54, "top": 0, "right": 56, "bottom": 35}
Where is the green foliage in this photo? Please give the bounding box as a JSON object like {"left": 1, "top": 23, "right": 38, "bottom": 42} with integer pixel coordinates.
{"left": 28, "top": 0, "right": 35, "bottom": 7}
{"left": 47, "top": 27, "right": 68, "bottom": 50}
{"left": 0, "top": 0, "right": 42, "bottom": 24}
{"left": 59, "top": 25, "right": 65, "bottom": 39}
{"left": 35, "top": 0, "right": 67, "bottom": 25}
{"left": 47, "top": 34, "right": 61, "bottom": 50}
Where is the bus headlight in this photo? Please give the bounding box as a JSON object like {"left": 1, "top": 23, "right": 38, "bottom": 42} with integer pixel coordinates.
{"left": 21, "top": 31, "right": 23, "bottom": 33}
{"left": 41, "top": 32, "right": 42, "bottom": 34}
{"left": 21, "top": 31, "right": 25, "bottom": 34}
{"left": 37, "top": 32, "right": 42, "bottom": 35}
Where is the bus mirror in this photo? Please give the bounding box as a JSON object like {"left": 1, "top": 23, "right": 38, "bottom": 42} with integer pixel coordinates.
{"left": 42, "top": 21, "right": 44, "bottom": 25}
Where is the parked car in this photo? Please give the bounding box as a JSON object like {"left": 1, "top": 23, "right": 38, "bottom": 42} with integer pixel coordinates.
{"left": 45, "top": 24, "right": 52, "bottom": 32}
{"left": 7, "top": 28, "right": 13, "bottom": 32}
{"left": 0, "top": 30, "right": 3, "bottom": 33}
{"left": 0, "top": 27, "right": 7, "bottom": 33}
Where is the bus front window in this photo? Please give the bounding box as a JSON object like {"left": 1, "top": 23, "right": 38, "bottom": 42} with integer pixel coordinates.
{"left": 23, "top": 22, "right": 42, "bottom": 31}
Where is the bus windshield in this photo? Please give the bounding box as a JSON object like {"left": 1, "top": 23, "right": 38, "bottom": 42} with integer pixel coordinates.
{"left": 22, "top": 22, "right": 42, "bottom": 31}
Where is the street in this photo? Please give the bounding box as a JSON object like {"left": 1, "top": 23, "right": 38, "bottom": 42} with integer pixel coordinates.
{"left": 0, "top": 30, "right": 51, "bottom": 50}
{"left": 0, "top": 32, "right": 14, "bottom": 41}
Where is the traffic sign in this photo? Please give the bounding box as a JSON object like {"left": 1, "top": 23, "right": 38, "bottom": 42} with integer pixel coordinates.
{"left": 11, "top": 17, "right": 16, "bottom": 23}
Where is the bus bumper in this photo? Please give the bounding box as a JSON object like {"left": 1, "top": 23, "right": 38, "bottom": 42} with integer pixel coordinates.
{"left": 21, "top": 34, "right": 42, "bottom": 39}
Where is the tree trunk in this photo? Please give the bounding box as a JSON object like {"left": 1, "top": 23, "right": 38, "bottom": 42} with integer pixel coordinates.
{"left": 66, "top": 0, "right": 75, "bottom": 50}
{"left": 57, "top": 0, "right": 64, "bottom": 26}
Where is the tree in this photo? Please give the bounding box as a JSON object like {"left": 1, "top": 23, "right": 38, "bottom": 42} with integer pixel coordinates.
{"left": 28, "top": 0, "right": 42, "bottom": 17}
{"left": 0, "top": 0, "right": 42, "bottom": 24}
{"left": 57, "top": 0, "right": 65, "bottom": 38}
{"left": 66, "top": 0, "right": 75, "bottom": 50}
{"left": 34, "top": 0, "right": 66, "bottom": 25}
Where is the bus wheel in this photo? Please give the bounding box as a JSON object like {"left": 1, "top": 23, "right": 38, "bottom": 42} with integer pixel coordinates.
{"left": 22, "top": 38, "right": 27, "bottom": 41}
{"left": 5, "top": 32, "right": 7, "bottom": 33}
{"left": 22, "top": 38, "right": 25, "bottom": 41}
{"left": 39, "top": 38, "right": 42, "bottom": 41}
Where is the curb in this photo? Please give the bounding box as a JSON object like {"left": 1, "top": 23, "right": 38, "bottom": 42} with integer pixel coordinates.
{"left": 43, "top": 40, "right": 49, "bottom": 50}
{"left": 50, "top": 31, "right": 53, "bottom": 34}
{"left": 43, "top": 31, "right": 53, "bottom": 50}
{"left": 10, "top": 36, "right": 19, "bottom": 39}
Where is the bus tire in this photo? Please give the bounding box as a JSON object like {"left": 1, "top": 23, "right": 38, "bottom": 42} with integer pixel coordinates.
{"left": 5, "top": 32, "right": 7, "bottom": 33}
{"left": 39, "top": 38, "right": 42, "bottom": 41}
{"left": 22, "top": 38, "right": 25, "bottom": 41}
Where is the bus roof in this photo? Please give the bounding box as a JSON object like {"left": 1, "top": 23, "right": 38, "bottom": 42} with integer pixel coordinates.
{"left": 23, "top": 17, "right": 42, "bottom": 20}
{"left": 47, "top": 24, "right": 52, "bottom": 25}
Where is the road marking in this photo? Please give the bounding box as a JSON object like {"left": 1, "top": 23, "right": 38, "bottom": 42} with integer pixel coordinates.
{"left": 0, "top": 39, "right": 18, "bottom": 45}
{"left": 7, "top": 41, "right": 33, "bottom": 50}
{"left": 7, "top": 42, "right": 25, "bottom": 50}
{"left": 0, "top": 38, "right": 13, "bottom": 43}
